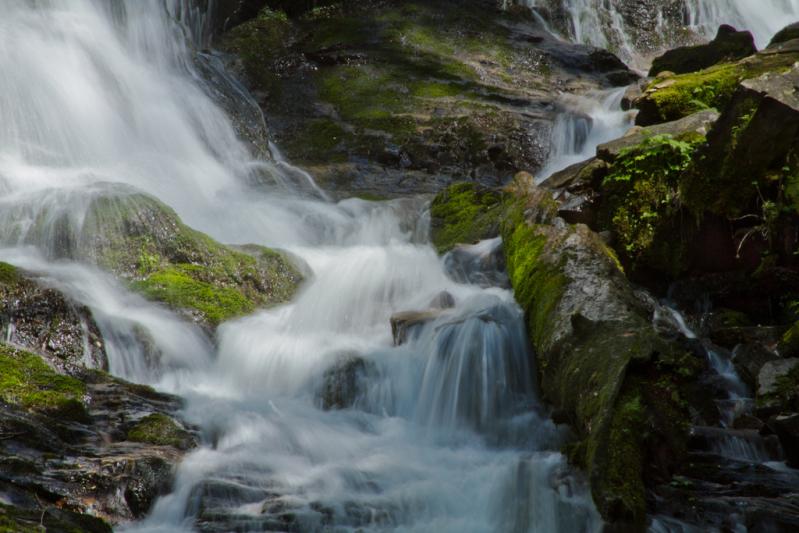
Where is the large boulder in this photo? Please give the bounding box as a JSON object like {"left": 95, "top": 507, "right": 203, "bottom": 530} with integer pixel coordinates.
{"left": 500, "top": 177, "right": 701, "bottom": 528}
{"left": 768, "top": 22, "right": 799, "bottom": 48}
{"left": 757, "top": 358, "right": 799, "bottom": 412}
{"left": 649, "top": 25, "right": 756, "bottom": 77}
{"left": 2, "top": 184, "right": 303, "bottom": 329}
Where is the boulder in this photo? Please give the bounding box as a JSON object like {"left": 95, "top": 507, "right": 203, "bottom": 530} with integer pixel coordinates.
{"left": 757, "top": 358, "right": 799, "bottom": 412}
{"left": 768, "top": 22, "right": 799, "bottom": 48}
{"left": 317, "top": 354, "right": 376, "bottom": 410}
{"left": 649, "top": 25, "right": 756, "bottom": 77}
{"left": 733, "top": 343, "right": 780, "bottom": 391}
{"left": 428, "top": 291, "right": 456, "bottom": 309}
{"left": 429, "top": 182, "right": 505, "bottom": 254}
{"left": 771, "top": 413, "right": 799, "bottom": 467}
{"left": 390, "top": 310, "right": 445, "bottom": 346}
{"left": 501, "top": 177, "right": 702, "bottom": 527}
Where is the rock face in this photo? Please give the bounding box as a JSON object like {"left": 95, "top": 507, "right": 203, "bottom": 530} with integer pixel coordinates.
{"left": 0, "top": 267, "right": 198, "bottom": 529}
{"left": 649, "top": 25, "right": 756, "bottom": 76}
{"left": 218, "top": 0, "right": 635, "bottom": 197}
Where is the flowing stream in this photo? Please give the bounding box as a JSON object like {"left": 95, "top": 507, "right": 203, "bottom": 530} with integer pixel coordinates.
{"left": 0, "top": 1, "right": 602, "bottom": 531}
{"left": 2, "top": 1, "right": 797, "bottom": 531}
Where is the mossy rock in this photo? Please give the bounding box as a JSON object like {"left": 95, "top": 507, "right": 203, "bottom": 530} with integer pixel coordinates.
{"left": 76, "top": 185, "right": 303, "bottom": 327}
{"left": 0, "top": 345, "right": 88, "bottom": 422}
{"left": 648, "top": 25, "right": 755, "bottom": 77}
{"left": 500, "top": 180, "right": 696, "bottom": 526}
{"left": 635, "top": 50, "right": 799, "bottom": 126}
{"left": 429, "top": 182, "right": 505, "bottom": 253}
{"left": 127, "top": 413, "right": 195, "bottom": 450}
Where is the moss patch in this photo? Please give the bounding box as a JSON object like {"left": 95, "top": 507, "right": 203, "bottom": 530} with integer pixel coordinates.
{"left": 429, "top": 182, "right": 504, "bottom": 253}
{"left": 127, "top": 413, "right": 193, "bottom": 449}
{"left": 0, "top": 345, "right": 87, "bottom": 421}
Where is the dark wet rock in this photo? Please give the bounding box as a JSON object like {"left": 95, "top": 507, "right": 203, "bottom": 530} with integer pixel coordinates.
{"left": 443, "top": 240, "right": 510, "bottom": 289}
{"left": 0, "top": 262, "right": 107, "bottom": 371}
{"left": 771, "top": 413, "right": 799, "bottom": 467}
{"left": 390, "top": 310, "right": 445, "bottom": 346}
{"left": 649, "top": 25, "right": 756, "bottom": 77}
{"left": 317, "top": 354, "right": 376, "bottom": 410}
{"left": 219, "top": 0, "right": 635, "bottom": 197}
{"left": 734, "top": 343, "right": 781, "bottom": 392}
{"left": 769, "top": 22, "right": 799, "bottom": 48}
{"left": 428, "top": 291, "right": 456, "bottom": 309}
{"left": 0, "top": 346, "right": 197, "bottom": 526}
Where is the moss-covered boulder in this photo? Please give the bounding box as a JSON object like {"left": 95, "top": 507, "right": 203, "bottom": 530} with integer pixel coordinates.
{"left": 220, "top": 0, "right": 635, "bottom": 197}
{"left": 75, "top": 185, "right": 302, "bottom": 327}
{"left": 649, "top": 25, "right": 756, "bottom": 77}
{"left": 634, "top": 48, "right": 799, "bottom": 126}
{"left": 501, "top": 179, "right": 700, "bottom": 528}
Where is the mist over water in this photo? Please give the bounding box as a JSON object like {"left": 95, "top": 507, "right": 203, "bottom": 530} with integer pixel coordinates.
{"left": 0, "top": 1, "right": 604, "bottom": 531}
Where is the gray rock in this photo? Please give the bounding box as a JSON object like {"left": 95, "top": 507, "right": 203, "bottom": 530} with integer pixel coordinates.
{"left": 649, "top": 25, "right": 756, "bottom": 76}
{"left": 390, "top": 310, "right": 445, "bottom": 346}
{"left": 757, "top": 358, "right": 799, "bottom": 408}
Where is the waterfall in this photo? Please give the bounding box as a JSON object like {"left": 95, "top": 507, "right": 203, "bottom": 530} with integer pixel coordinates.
{"left": 0, "top": 1, "right": 603, "bottom": 531}
{"left": 515, "top": 0, "right": 799, "bottom": 66}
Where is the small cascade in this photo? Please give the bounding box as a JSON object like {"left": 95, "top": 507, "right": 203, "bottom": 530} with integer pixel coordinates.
{"left": 537, "top": 88, "right": 633, "bottom": 182}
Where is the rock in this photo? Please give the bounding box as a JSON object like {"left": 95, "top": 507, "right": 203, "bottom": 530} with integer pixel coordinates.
{"left": 771, "top": 413, "right": 799, "bottom": 467}
{"left": 768, "top": 22, "right": 799, "bottom": 48}
{"left": 757, "top": 358, "right": 799, "bottom": 412}
{"left": 443, "top": 239, "right": 509, "bottom": 288}
{"left": 733, "top": 343, "right": 780, "bottom": 391}
{"left": 317, "top": 354, "right": 376, "bottom": 410}
{"left": 0, "top": 262, "right": 107, "bottom": 371}
{"left": 501, "top": 177, "right": 702, "bottom": 527}
{"left": 219, "top": 0, "right": 636, "bottom": 196}
{"left": 634, "top": 47, "right": 799, "bottom": 126}
{"left": 390, "top": 310, "right": 445, "bottom": 346}
{"left": 47, "top": 183, "right": 303, "bottom": 329}
{"left": 597, "top": 110, "right": 719, "bottom": 163}
{"left": 649, "top": 25, "right": 756, "bottom": 77}
{"left": 428, "top": 291, "right": 456, "bottom": 309}
{"left": 0, "top": 346, "right": 196, "bottom": 526}
{"left": 429, "top": 182, "right": 505, "bottom": 254}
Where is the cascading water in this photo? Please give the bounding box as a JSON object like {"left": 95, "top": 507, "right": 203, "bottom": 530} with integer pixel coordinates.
{"left": 0, "top": 1, "right": 602, "bottom": 531}
{"left": 514, "top": 0, "right": 799, "bottom": 66}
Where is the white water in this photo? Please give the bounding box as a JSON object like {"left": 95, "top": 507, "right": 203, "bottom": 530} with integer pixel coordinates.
{"left": 537, "top": 88, "right": 633, "bottom": 182}
{"left": 0, "top": 1, "right": 602, "bottom": 531}
{"left": 516, "top": 0, "right": 799, "bottom": 65}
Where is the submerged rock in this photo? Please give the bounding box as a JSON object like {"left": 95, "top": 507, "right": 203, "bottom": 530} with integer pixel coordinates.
{"left": 317, "top": 354, "right": 376, "bottom": 410}
{"left": 649, "top": 25, "right": 756, "bottom": 77}
{"left": 390, "top": 309, "right": 445, "bottom": 346}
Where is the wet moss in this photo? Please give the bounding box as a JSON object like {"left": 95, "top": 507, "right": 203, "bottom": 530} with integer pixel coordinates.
{"left": 127, "top": 413, "right": 193, "bottom": 449}
{"left": 0, "top": 262, "right": 21, "bottom": 285}
{"left": 429, "top": 182, "right": 504, "bottom": 253}
{"left": 132, "top": 266, "right": 254, "bottom": 326}
{"left": 0, "top": 345, "right": 87, "bottom": 421}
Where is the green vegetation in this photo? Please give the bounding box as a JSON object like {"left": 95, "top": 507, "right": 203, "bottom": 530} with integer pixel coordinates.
{"left": 127, "top": 413, "right": 193, "bottom": 449}
{"left": 601, "top": 134, "right": 701, "bottom": 274}
{"left": 429, "top": 182, "right": 505, "bottom": 253}
{"left": 0, "top": 345, "right": 87, "bottom": 421}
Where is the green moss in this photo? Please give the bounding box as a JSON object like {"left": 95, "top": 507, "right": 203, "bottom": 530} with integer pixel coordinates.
{"left": 0, "top": 262, "right": 20, "bottom": 285}
{"left": 132, "top": 266, "right": 254, "bottom": 326}
{"left": 0, "top": 345, "right": 87, "bottom": 421}
{"left": 429, "top": 182, "right": 504, "bottom": 253}
{"left": 640, "top": 53, "right": 799, "bottom": 124}
{"left": 127, "top": 413, "right": 192, "bottom": 449}
{"left": 600, "top": 134, "right": 701, "bottom": 276}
